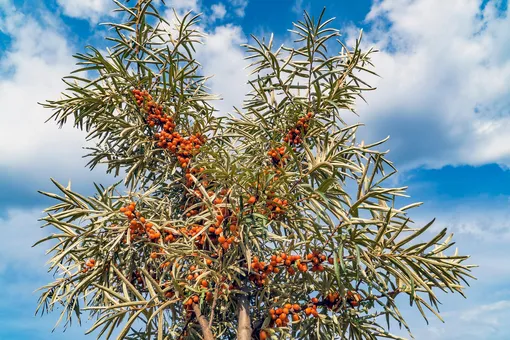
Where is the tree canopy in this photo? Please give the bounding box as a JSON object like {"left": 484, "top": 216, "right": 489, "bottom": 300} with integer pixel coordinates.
{"left": 35, "top": 1, "right": 474, "bottom": 339}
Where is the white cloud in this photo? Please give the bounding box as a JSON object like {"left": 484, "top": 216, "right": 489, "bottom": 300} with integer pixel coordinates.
{"left": 228, "top": 0, "right": 248, "bottom": 17}
{"left": 56, "top": 0, "right": 114, "bottom": 22}
{"left": 0, "top": 3, "right": 107, "bottom": 185}
{"left": 197, "top": 24, "right": 250, "bottom": 115}
{"left": 163, "top": 5, "right": 250, "bottom": 116}
{"left": 386, "top": 195, "right": 510, "bottom": 339}
{"left": 402, "top": 299, "right": 510, "bottom": 339}
{"left": 0, "top": 208, "right": 46, "bottom": 272}
{"left": 168, "top": 0, "right": 199, "bottom": 14}
{"left": 345, "top": 0, "right": 510, "bottom": 170}
{"left": 210, "top": 3, "right": 227, "bottom": 22}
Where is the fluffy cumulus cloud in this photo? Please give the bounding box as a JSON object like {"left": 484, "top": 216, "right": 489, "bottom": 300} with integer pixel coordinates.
{"left": 162, "top": 2, "right": 250, "bottom": 115}
{"left": 0, "top": 3, "right": 98, "bottom": 179}
{"left": 376, "top": 196, "right": 508, "bottom": 339}
{"left": 197, "top": 23, "right": 250, "bottom": 115}
{"left": 210, "top": 3, "right": 227, "bottom": 22}
{"left": 396, "top": 298, "right": 510, "bottom": 339}
{"left": 345, "top": 0, "right": 510, "bottom": 170}
{"left": 56, "top": 0, "right": 115, "bottom": 22}
{"left": 227, "top": 0, "right": 248, "bottom": 17}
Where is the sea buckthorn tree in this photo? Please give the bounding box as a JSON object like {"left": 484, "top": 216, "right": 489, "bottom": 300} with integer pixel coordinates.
{"left": 35, "top": 1, "right": 474, "bottom": 339}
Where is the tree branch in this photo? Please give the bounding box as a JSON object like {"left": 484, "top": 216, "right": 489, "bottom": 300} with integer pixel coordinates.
{"left": 192, "top": 303, "right": 214, "bottom": 340}
{"left": 236, "top": 294, "right": 252, "bottom": 340}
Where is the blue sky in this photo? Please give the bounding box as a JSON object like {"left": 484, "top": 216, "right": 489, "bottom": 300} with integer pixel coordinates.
{"left": 0, "top": 0, "right": 510, "bottom": 339}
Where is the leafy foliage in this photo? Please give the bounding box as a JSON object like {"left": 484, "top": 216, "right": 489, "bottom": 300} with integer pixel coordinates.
{"left": 35, "top": 1, "right": 474, "bottom": 339}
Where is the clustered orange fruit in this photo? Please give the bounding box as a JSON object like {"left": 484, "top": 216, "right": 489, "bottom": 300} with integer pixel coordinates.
{"left": 184, "top": 166, "right": 206, "bottom": 187}
{"left": 324, "top": 291, "right": 341, "bottom": 309}
{"left": 133, "top": 89, "right": 176, "bottom": 130}
{"left": 132, "top": 88, "right": 206, "bottom": 168}
{"left": 81, "top": 258, "right": 96, "bottom": 273}
{"left": 265, "top": 193, "right": 288, "bottom": 219}
{"left": 270, "top": 252, "right": 301, "bottom": 275}
{"left": 176, "top": 186, "right": 240, "bottom": 252}
{"left": 304, "top": 297, "right": 320, "bottom": 317}
{"left": 268, "top": 303, "right": 302, "bottom": 327}
{"left": 260, "top": 292, "right": 364, "bottom": 338}
{"left": 248, "top": 252, "right": 306, "bottom": 285}
{"left": 345, "top": 290, "right": 362, "bottom": 307}
{"left": 248, "top": 256, "right": 281, "bottom": 286}
{"left": 159, "top": 132, "right": 205, "bottom": 168}
{"left": 305, "top": 250, "right": 327, "bottom": 272}
{"left": 120, "top": 201, "right": 161, "bottom": 241}
{"left": 260, "top": 303, "right": 302, "bottom": 337}
{"left": 267, "top": 145, "right": 289, "bottom": 167}
{"left": 283, "top": 112, "right": 313, "bottom": 146}
{"left": 184, "top": 294, "right": 200, "bottom": 312}
{"left": 161, "top": 282, "right": 175, "bottom": 299}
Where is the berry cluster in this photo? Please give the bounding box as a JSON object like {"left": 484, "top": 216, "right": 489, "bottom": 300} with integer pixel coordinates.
{"left": 81, "top": 258, "right": 96, "bottom": 273}
{"left": 120, "top": 202, "right": 161, "bottom": 241}
{"left": 184, "top": 166, "right": 205, "bottom": 187}
{"left": 177, "top": 188, "right": 240, "bottom": 252}
{"left": 249, "top": 256, "right": 281, "bottom": 286}
{"left": 267, "top": 146, "right": 289, "bottom": 167}
{"left": 259, "top": 291, "right": 364, "bottom": 338}
{"left": 156, "top": 132, "right": 205, "bottom": 168}
{"left": 304, "top": 298, "right": 320, "bottom": 317}
{"left": 265, "top": 193, "right": 288, "bottom": 219}
{"left": 132, "top": 88, "right": 206, "bottom": 168}
{"left": 305, "top": 251, "right": 327, "bottom": 272}
{"left": 161, "top": 282, "right": 175, "bottom": 299}
{"left": 259, "top": 303, "right": 302, "bottom": 339}
{"left": 269, "top": 303, "right": 301, "bottom": 326}
{"left": 324, "top": 292, "right": 341, "bottom": 308}
{"left": 270, "top": 253, "right": 301, "bottom": 275}
{"left": 283, "top": 112, "right": 313, "bottom": 146}
{"left": 163, "top": 229, "right": 178, "bottom": 243}
{"left": 346, "top": 290, "right": 362, "bottom": 307}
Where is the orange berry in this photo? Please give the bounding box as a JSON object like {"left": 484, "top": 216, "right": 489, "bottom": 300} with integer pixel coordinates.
{"left": 247, "top": 196, "right": 257, "bottom": 204}
{"left": 260, "top": 330, "right": 268, "bottom": 340}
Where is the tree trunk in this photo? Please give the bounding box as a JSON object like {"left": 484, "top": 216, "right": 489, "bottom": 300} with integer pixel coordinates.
{"left": 192, "top": 304, "right": 214, "bottom": 340}
{"left": 237, "top": 295, "right": 252, "bottom": 340}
